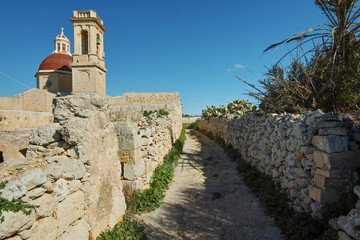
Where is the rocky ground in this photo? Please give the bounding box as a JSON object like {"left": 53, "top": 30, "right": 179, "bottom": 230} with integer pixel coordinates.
{"left": 137, "top": 130, "right": 283, "bottom": 240}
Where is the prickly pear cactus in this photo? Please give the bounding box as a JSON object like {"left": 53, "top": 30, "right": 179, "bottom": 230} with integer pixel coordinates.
{"left": 201, "top": 99, "right": 257, "bottom": 119}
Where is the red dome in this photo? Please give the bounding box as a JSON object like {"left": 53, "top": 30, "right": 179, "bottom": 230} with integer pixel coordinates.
{"left": 39, "top": 53, "right": 73, "bottom": 72}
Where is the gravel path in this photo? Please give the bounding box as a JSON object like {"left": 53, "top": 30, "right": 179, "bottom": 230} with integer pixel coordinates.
{"left": 138, "top": 130, "right": 283, "bottom": 240}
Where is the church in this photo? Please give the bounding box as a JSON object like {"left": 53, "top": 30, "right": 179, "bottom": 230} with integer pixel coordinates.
{"left": 36, "top": 10, "right": 106, "bottom": 94}
{"left": 0, "top": 10, "right": 182, "bottom": 132}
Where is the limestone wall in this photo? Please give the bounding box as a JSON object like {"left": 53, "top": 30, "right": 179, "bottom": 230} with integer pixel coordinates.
{"left": 0, "top": 96, "right": 22, "bottom": 111}
{"left": 0, "top": 89, "right": 55, "bottom": 112}
{"left": 0, "top": 111, "right": 53, "bottom": 131}
{"left": 182, "top": 117, "right": 200, "bottom": 124}
{"left": 0, "top": 130, "right": 29, "bottom": 163}
{"left": 0, "top": 91, "right": 182, "bottom": 138}
{"left": 199, "top": 111, "right": 360, "bottom": 214}
{"left": 0, "top": 91, "right": 183, "bottom": 239}
{"left": 113, "top": 115, "right": 174, "bottom": 191}
{"left": 0, "top": 93, "right": 126, "bottom": 240}
{"left": 108, "top": 92, "right": 182, "bottom": 141}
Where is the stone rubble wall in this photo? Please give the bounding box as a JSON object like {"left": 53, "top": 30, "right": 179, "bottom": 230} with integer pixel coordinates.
{"left": 113, "top": 115, "right": 174, "bottom": 191}
{"left": 335, "top": 185, "right": 360, "bottom": 240}
{"left": 0, "top": 93, "right": 126, "bottom": 240}
{"left": 0, "top": 111, "right": 53, "bottom": 131}
{"left": 199, "top": 110, "right": 360, "bottom": 214}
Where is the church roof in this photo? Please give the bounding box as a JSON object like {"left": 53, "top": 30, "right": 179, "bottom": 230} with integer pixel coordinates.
{"left": 38, "top": 53, "right": 73, "bottom": 72}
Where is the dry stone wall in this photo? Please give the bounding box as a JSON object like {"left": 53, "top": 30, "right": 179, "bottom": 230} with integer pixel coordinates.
{"left": 333, "top": 185, "right": 360, "bottom": 240}
{"left": 199, "top": 110, "right": 360, "bottom": 215}
{"left": 0, "top": 93, "right": 126, "bottom": 240}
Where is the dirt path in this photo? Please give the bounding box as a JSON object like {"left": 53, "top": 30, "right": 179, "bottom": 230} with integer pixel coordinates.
{"left": 138, "top": 130, "right": 283, "bottom": 240}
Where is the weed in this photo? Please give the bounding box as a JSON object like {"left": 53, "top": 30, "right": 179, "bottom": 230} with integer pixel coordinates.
{"left": 96, "top": 216, "right": 146, "bottom": 240}
{"left": 0, "top": 181, "right": 7, "bottom": 190}
{"left": 0, "top": 197, "right": 38, "bottom": 223}
{"left": 126, "top": 128, "right": 186, "bottom": 215}
{"left": 186, "top": 119, "right": 199, "bottom": 130}
{"left": 99, "top": 128, "right": 186, "bottom": 239}
{"left": 143, "top": 109, "right": 169, "bottom": 118}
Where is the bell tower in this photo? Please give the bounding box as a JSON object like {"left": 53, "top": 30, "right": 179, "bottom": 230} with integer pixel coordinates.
{"left": 70, "top": 10, "right": 106, "bottom": 94}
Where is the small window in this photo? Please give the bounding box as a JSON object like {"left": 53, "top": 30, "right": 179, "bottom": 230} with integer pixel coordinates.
{"left": 57, "top": 43, "right": 60, "bottom": 51}
{"left": 62, "top": 44, "right": 66, "bottom": 52}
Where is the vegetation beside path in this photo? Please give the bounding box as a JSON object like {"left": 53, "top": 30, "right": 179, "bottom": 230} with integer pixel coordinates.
{"left": 97, "top": 128, "right": 186, "bottom": 240}
{"left": 199, "top": 129, "right": 358, "bottom": 240}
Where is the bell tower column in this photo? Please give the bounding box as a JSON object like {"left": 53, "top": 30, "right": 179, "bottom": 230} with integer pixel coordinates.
{"left": 70, "top": 10, "right": 107, "bottom": 94}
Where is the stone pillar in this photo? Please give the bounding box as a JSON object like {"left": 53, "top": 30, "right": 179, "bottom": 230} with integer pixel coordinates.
{"left": 113, "top": 122, "right": 144, "bottom": 183}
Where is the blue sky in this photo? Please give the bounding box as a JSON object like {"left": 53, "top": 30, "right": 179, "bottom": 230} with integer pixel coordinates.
{"left": 0, "top": 0, "right": 325, "bottom": 115}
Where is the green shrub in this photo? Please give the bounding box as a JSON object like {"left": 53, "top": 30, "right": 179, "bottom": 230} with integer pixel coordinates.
{"left": 96, "top": 216, "right": 146, "bottom": 240}
{"left": 126, "top": 128, "right": 186, "bottom": 214}
{"left": 143, "top": 109, "right": 169, "bottom": 118}
{"left": 0, "top": 181, "right": 38, "bottom": 223}
{"left": 186, "top": 119, "right": 199, "bottom": 130}
{"left": 0, "top": 197, "right": 39, "bottom": 223}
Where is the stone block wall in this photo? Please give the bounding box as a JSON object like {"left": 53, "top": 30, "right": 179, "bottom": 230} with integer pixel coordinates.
{"left": 182, "top": 117, "right": 200, "bottom": 124}
{"left": 199, "top": 110, "right": 360, "bottom": 214}
{"left": 0, "top": 89, "right": 55, "bottom": 112}
{"left": 0, "top": 111, "right": 53, "bottom": 131}
{"left": 108, "top": 92, "right": 182, "bottom": 141}
{"left": 0, "top": 130, "right": 29, "bottom": 164}
{"left": 0, "top": 93, "right": 126, "bottom": 240}
{"left": 113, "top": 115, "right": 174, "bottom": 191}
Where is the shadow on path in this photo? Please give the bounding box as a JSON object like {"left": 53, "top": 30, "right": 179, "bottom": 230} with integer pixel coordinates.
{"left": 138, "top": 130, "right": 283, "bottom": 240}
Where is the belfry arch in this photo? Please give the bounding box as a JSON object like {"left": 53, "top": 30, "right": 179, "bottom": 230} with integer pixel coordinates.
{"left": 81, "top": 30, "right": 89, "bottom": 55}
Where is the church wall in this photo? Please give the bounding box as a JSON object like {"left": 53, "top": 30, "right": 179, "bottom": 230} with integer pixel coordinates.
{"left": 37, "top": 72, "right": 72, "bottom": 93}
